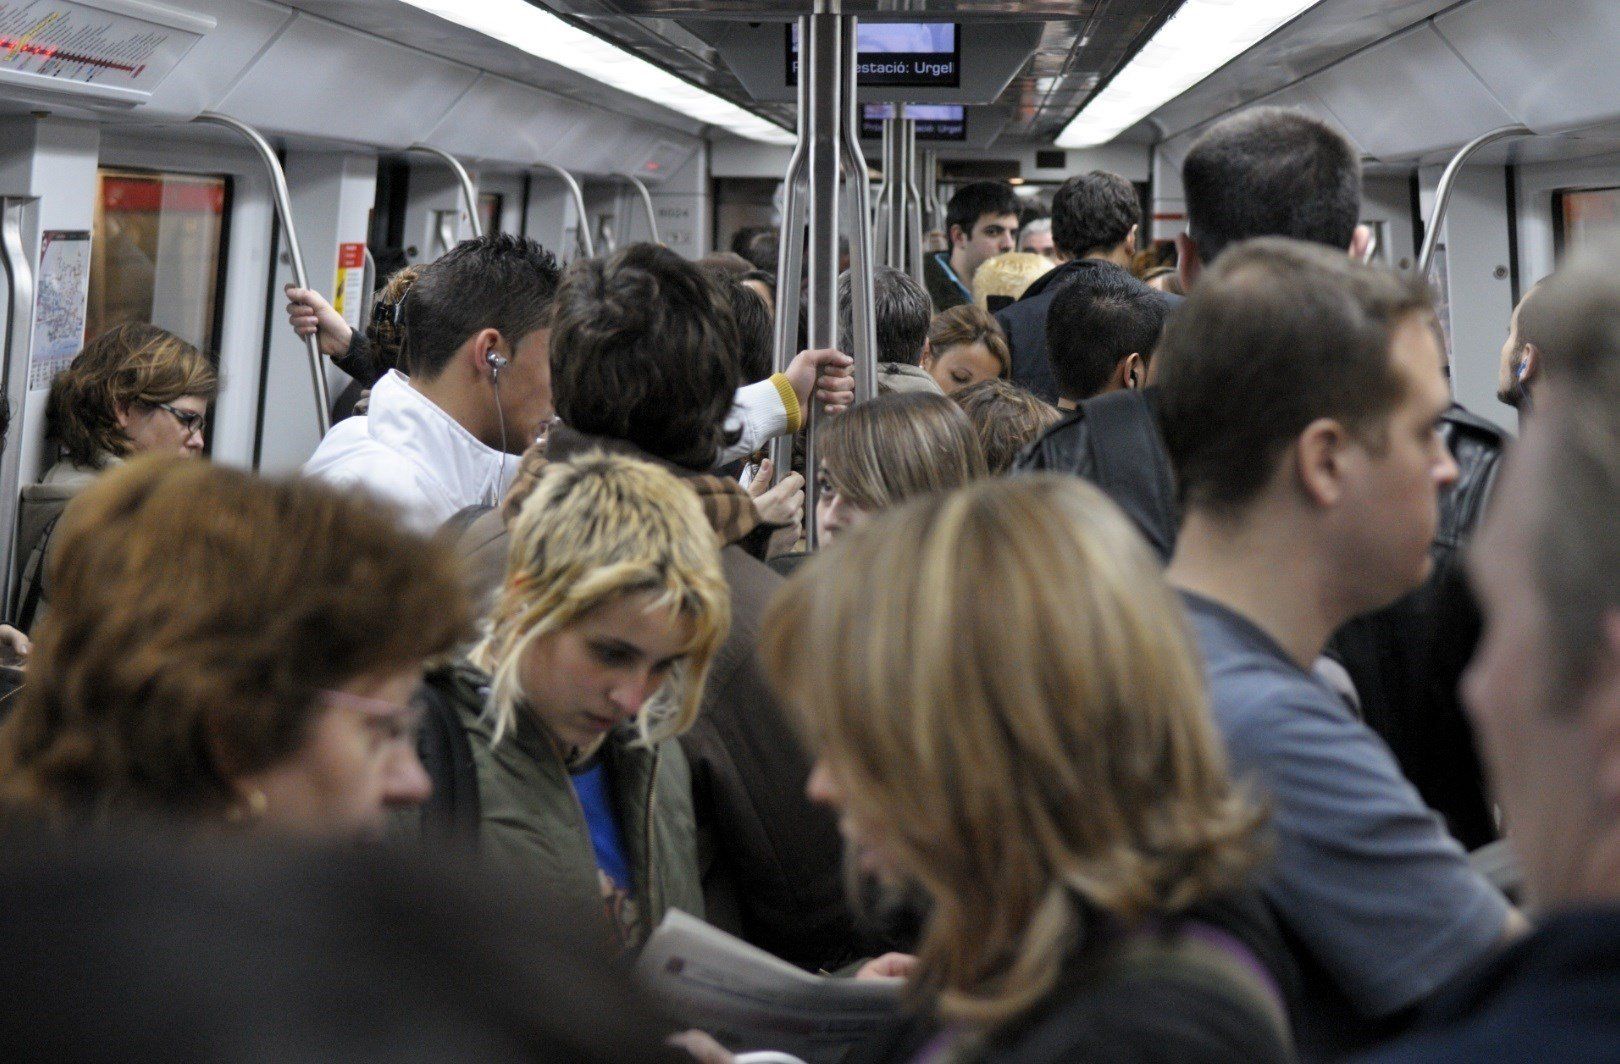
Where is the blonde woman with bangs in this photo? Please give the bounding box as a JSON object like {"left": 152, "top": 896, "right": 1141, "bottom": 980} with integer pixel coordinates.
{"left": 419, "top": 451, "right": 729, "bottom": 948}
{"left": 762, "top": 476, "right": 1298, "bottom": 1064}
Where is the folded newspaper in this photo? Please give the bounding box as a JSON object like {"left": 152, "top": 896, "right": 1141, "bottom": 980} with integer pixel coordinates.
{"left": 638, "top": 910, "right": 903, "bottom": 1064}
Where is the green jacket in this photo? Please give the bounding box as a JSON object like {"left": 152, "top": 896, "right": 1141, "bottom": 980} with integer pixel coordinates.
{"left": 424, "top": 661, "right": 703, "bottom": 947}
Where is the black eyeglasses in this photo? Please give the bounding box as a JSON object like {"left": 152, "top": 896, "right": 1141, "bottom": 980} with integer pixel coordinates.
{"left": 154, "top": 402, "right": 207, "bottom": 437}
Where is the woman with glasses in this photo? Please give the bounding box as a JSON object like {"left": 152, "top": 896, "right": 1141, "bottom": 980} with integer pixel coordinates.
{"left": 0, "top": 457, "right": 470, "bottom": 838}
{"left": 15, "top": 323, "right": 219, "bottom": 634}
{"left": 43, "top": 322, "right": 217, "bottom": 474}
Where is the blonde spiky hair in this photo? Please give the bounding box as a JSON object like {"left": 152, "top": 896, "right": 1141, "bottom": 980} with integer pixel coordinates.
{"left": 470, "top": 451, "right": 730, "bottom": 746}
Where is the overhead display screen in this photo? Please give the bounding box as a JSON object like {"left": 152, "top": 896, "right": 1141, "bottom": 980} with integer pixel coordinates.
{"left": 861, "top": 103, "right": 967, "bottom": 141}
{"left": 788, "top": 23, "right": 960, "bottom": 88}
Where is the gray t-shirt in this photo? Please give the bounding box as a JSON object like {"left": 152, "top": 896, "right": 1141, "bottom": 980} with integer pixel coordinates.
{"left": 1181, "top": 592, "right": 1510, "bottom": 1052}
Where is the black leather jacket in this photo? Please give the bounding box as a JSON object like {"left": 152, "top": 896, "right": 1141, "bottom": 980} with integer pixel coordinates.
{"left": 1328, "top": 404, "right": 1509, "bottom": 849}
{"left": 1012, "top": 387, "right": 1178, "bottom": 561}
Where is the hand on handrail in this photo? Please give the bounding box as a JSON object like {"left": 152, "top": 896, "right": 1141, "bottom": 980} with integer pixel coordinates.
{"left": 285, "top": 284, "right": 354, "bottom": 358}
{"left": 785, "top": 348, "right": 855, "bottom": 415}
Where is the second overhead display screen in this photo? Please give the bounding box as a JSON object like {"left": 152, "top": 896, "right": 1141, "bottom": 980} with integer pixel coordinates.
{"left": 787, "top": 23, "right": 960, "bottom": 88}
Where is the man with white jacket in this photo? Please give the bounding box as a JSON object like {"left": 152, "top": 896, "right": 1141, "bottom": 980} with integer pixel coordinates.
{"left": 295, "top": 235, "right": 852, "bottom": 533}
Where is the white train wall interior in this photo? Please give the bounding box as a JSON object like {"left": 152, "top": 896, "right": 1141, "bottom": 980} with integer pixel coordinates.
{"left": 0, "top": 0, "right": 1616, "bottom": 606}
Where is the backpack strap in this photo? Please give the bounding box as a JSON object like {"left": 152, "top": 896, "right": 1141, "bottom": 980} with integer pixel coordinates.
{"left": 1079, "top": 389, "right": 1179, "bottom": 561}
{"left": 1107, "top": 922, "right": 1294, "bottom": 1053}
{"left": 14, "top": 511, "right": 62, "bottom": 634}
{"left": 439, "top": 503, "right": 495, "bottom": 543}
{"left": 415, "top": 668, "right": 483, "bottom": 843}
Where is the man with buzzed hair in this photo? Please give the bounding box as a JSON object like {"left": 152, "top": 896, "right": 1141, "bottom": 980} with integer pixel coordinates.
{"left": 1017, "top": 109, "right": 1510, "bottom": 851}
{"left": 1159, "top": 239, "right": 1522, "bottom": 1059}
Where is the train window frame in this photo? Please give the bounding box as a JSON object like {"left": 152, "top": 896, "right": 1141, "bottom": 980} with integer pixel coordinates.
{"left": 94, "top": 130, "right": 283, "bottom": 470}
{"left": 1552, "top": 185, "right": 1620, "bottom": 259}
{"left": 89, "top": 165, "right": 234, "bottom": 371}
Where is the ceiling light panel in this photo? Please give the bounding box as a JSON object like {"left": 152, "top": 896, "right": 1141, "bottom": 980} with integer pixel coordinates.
{"left": 397, "top": 0, "right": 794, "bottom": 144}
{"left": 1056, "top": 0, "right": 1326, "bottom": 148}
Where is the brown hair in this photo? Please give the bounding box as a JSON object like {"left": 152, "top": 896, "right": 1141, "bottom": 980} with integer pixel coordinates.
{"left": 46, "top": 323, "right": 218, "bottom": 468}
{"left": 0, "top": 457, "right": 471, "bottom": 822}
{"left": 1157, "top": 238, "right": 1433, "bottom": 519}
{"left": 762, "top": 476, "right": 1263, "bottom": 1027}
{"left": 818, "top": 392, "right": 987, "bottom": 512}
{"left": 951, "top": 380, "right": 1060, "bottom": 474}
{"left": 927, "top": 304, "right": 1011, "bottom": 379}
{"left": 366, "top": 264, "right": 424, "bottom": 374}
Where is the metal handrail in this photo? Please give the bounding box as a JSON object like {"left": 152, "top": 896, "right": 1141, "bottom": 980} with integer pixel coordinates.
{"left": 767, "top": 27, "right": 811, "bottom": 489}
{"left": 802, "top": 11, "right": 841, "bottom": 550}
{"left": 1417, "top": 124, "right": 1531, "bottom": 280}
{"left": 193, "top": 112, "right": 330, "bottom": 435}
{"left": 903, "top": 119, "right": 926, "bottom": 290}
{"left": 407, "top": 143, "right": 484, "bottom": 239}
{"left": 0, "top": 197, "right": 34, "bottom": 619}
{"left": 612, "top": 172, "right": 660, "bottom": 244}
{"left": 873, "top": 119, "right": 893, "bottom": 265}
{"left": 839, "top": 14, "right": 877, "bottom": 405}
{"left": 532, "top": 162, "right": 594, "bottom": 258}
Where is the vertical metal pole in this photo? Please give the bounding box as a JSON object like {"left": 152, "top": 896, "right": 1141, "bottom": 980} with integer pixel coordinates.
{"left": 839, "top": 15, "right": 877, "bottom": 405}
{"left": 922, "top": 149, "right": 941, "bottom": 230}
{"left": 0, "top": 197, "right": 34, "bottom": 619}
{"left": 408, "top": 144, "right": 484, "bottom": 239}
{"left": 194, "top": 112, "right": 331, "bottom": 435}
{"left": 803, "top": 10, "right": 841, "bottom": 551}
{"left": 874, "top": 118, "right": 893, "bottom": 266}
{"left": 767, "top": 34, "right": 810, "bottom": 486}
{"left": 883, "top": 114, "right": 905, "bottom": 270}
{"left": 904, "top": 118, "right": 926, "bottom": 290}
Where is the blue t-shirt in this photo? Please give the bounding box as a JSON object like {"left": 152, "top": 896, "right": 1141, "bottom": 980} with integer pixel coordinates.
{"left": 1180, "top": 591, "right": 1510, "bottom": 1055}
{"left": 570, "top": 762, "right": 633, "bottom": 894}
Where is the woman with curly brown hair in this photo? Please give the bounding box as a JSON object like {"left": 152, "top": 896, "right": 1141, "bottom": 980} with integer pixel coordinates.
{"left": 764, "top": 476, "right": 1298, "bottom": 1063}
{"left": 42, "top": 322, "right": 218, "bottom": 481}
{"left": 0, "top": 457, "right": 470, "bottom": 838}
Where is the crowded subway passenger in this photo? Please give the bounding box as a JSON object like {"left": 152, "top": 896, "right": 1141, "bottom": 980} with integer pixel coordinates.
{"left": 1, "top": 1, "right": 1619, "bottom": 1060}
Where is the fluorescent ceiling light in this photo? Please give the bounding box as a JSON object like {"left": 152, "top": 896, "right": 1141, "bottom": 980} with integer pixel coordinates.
{"left": 397, "top": 0, "right": 794, "bottom": 145}
{"left": 1055, "top": 0, "right": 1326, "bottom": 148}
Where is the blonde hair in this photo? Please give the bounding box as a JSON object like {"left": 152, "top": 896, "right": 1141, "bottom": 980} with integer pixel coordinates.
{"left": 761, "top": 475, "right": 1263, "bottom": 1028}
{"left": 927, "top": 304, "right": 1011, "bottom": 378}
{"left": 818, "top": 392, "right": 987, "bottom": 513}
{"left": 972, "top": 251, "right": 1054, "bottom": 311}
{"left": 471, "top": 452, "right": 730, "bottom": 745}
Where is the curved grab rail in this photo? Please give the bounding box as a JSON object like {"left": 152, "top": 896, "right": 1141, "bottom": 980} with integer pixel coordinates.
{"left": 531, "top": 162, "right": 594, "bottom": 258}
{"left": 192, "top": 112, "right": 331, "bottom": 436}
{"left": 612, "top": 172, "right": 660, "bottom": 245}
{"left": 1417, "top": 124, "right": 1531, "bottom": 280}
{"left": 407, "top": 144, "right": 484, "bottom": 239}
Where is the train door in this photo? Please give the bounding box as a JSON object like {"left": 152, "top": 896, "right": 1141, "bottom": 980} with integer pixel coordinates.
{"left": 94, "top": 128, "right": 274, "bottom": 473}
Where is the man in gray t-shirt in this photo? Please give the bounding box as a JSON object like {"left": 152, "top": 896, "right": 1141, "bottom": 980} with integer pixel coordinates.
{"left": 1154, "top": 240, "right": 1523, "bottom": 1059}
{"left": 1183, "top": 591, "right": 1509, "bottom": 1055}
